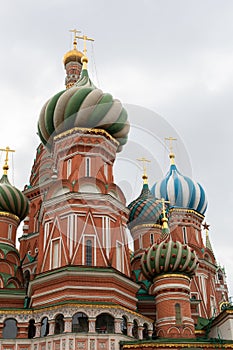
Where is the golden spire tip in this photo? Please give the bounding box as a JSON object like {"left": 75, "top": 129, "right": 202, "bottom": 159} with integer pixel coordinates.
{"left": 0, "top": 146, "right": 15, "bottom": 175}
{"left": 77, "top": 34, "right": 94, "bottom": 70}
{"left": 165, "top": 136, "right": 177, "bottom": 165}
{"left": 137, "top": 157, "right": 151, "bottom": 185}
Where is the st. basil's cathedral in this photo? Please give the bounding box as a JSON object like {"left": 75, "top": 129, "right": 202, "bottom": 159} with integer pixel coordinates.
{"left": 0, "top": 31, "right": 232, "bottom": 350}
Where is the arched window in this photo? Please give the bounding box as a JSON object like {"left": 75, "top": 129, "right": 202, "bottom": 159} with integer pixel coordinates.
{"left": 54, "top": 314, "right": 64, "bottom": 334}
{"left": 72, "top": 312, "right": 88, "bottom": 333}
{"left": 41, "top": 317, "right": 49, "bottom": 337}
{"left": 143, "top": 323, "right": 149, "bottom": 339}
{"left": 121, "top": 316, "right": 127, "bottom": 335}
{"left": 96, "top": 313, "right": 114, "bottom": 334}
{"left": 86, "top": 239, "right": 92, "bottom": 266}
{"left": 132, "top": 319, "right": 139, "bottom": 339}
{"left": 28, "top": 319, "right": 36, "bottom": 339}
{"left": 3, "top": 318, "right": 17, "bottom": 339}
{"left": 175, "top": 303, "right": 182, "bottom": 324}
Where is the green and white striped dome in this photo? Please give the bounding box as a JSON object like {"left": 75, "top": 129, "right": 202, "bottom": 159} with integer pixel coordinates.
{"left": 0, "top": 174, "right": 29, "bottom": 221}
{"left": 141, "top": 239, "right": 198, "bottom": 280}
{"left": 38, "top": 69, "right": 130, "bottom": 152}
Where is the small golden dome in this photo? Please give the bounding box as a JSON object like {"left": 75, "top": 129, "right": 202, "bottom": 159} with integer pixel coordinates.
{"left": 63, "top": 49, "right": 83, "bottom": 65}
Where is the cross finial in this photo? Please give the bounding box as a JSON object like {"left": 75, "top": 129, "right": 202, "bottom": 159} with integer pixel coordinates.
{"left": 77, "top": 33, "right": 94, "bottom": 69}
{"left": 157, "top": 197, "right": 170, "bottom": 231}
{"left": 137, "top": 157, "right": 151, "bottom": 184}
{"left": 0, "top": 146, "right": 15, "bottom": 175}
{"left": 69, "top": 29, "right": 81, "bottom": 50}
{"left": 165, "top": 137, "right": 177, "bottom": 165}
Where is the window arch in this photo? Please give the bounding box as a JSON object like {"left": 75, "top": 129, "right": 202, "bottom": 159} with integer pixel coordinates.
{"left": 72, "top": 312, "right": 88, "bottom": 333}
{"left": 54, "top": 314, "right": 64, "bottom": 334}
{"left": 143, "top": 323, "right": 149, "bottom": 339}
{"left": 121, "top": 316, "right": 127, "bottom": 335}
{"left": 132, "top": 319, "right": 139, "bottom": 339}
{"left": 28, "top": 319, "right": 36, "bottom": 339}
{"left": 40, "top": 317, "right": 49, "bottom": 337}
{"left": 3, "top": 318, "right": 17, "bottom": 339}
{"left": 175, "top": 303, "right": 182, "bottom": 324}
{"left": 96, "top": 313, "right": 114, "bottom": 334}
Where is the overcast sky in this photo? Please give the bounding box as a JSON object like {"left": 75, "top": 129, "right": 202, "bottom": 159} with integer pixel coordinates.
{"left": 0, "top": 0, "right": 233, "bottom": 295}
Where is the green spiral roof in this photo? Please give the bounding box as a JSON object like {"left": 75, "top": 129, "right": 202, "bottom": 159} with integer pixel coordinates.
{"left": 127, "top": 183, "right": 163, "bottom": 228}
{"left": 38, "top": 69, "right": 130, "bottom": 152}
{"left": 141, "top": 239, "right": 198, "bottom": 280}
{"left": 0, "top": 174, "right": 29, "bottom": 221}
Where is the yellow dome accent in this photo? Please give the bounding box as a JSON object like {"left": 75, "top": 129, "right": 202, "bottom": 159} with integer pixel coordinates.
{"left": 63, "top": 49, "right": 83, "bottom": 65}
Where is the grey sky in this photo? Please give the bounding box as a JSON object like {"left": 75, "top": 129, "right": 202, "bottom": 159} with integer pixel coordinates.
{"left": 0, "top": 0, "right": 232, "bottom": 295}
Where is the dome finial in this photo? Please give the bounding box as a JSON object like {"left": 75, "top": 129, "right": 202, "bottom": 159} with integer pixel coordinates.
{"left": 69, "top": 28, "right": 81, "bottom": 50}
{"left": 0, "top": 146, "right": 15, "bottom": 175}
{"left": 77, "top": 33, "right": 94, "bottom": 70}
{"left": 137, "top": 157, "right": 151, "bottom": 184}
{"left": 165, "top": 136, "right": 177, "bottom": 165}
{"left": 158, "top": 197, "right": 170, "bottom": 233}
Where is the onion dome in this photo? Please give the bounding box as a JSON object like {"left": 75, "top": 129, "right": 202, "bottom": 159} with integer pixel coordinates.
{"left": 0, "top": 174, "right": 29, "bottom": 221}
{"left": 38, "top": 68, "right": 129, "bottom": 152}
{"left": 151, "top": 153, "right": 207, "bottom": 215}
{"left": 141, "top": 239, "right": 198, "bottom": 281}
{"left": 63, "top": 48, "right": 83, "bottom": 66}
{"left": 127, "top": 175, "right": 162, "bottom": 229}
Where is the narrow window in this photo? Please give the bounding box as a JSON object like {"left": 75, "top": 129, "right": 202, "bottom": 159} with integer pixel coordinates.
{"left": 175, "top": 303, "right": 182, "bottom": 324}
{"left": 139, "top": 234, "right": 142, "bottom": 249}
{"left": 86, "top": 239, "right": 92, "bottom": 266}
{"left": 182, "top": 227, "right": 188, "bottom": 244}
{"left": 86, "top": 157, "right": 91, "bottom": 177}
{"left": 28, "top": 319, "right": 36, "bottom": 339}
{"left": 67, "top": 159, "right": 72, "bottom": 178}
{"left": 104, "top": 162, "right": 108, "bottom": 180}
{"left": 54, "top": 314, "right": 64, "bottom": 335}
{"left": 41, "top": 317, "right": 49, "bottom": 337}
{"left": 150, "top": 233, "right": 154, "bottom": 245}
{"left": 51, "top": 240, "right": 60, "bottom": 269}
{"left": 116, "top": 241, "right": 123, "bottom": 272}
{"left": 8, "top": 224, "right": 12, "bottom": 240}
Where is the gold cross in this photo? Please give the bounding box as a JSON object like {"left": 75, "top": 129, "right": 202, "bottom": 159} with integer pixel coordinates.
{"left": 165, "top": 137, "right": 177, "bottom": 165}
{"left": 0, "top": 146, "right": 15, "bottom": 175}
{"left": 157, "top": 197, "right": 170, "bottom": 230}
{"left": 77, "top": 34, "right": 94, "bottom": 56}
{"left": 69, "top": 29, "right": 81, "bottom": 50}
{"left": 157, "top": 197, "right": 170, "bottom": 217}
{"left": 165, "top": 136, "right": 177, "bottom": 154}
{"left": 137, "top": 157, "right": 151, "bottom": 183}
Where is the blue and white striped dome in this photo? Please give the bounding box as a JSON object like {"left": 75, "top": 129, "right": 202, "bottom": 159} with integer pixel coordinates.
{"left": 151, "top": 163, "right": 207, "bottom": 215}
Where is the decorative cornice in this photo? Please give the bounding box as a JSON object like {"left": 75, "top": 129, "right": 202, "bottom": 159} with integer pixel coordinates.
{"left": 0, "top": 211, "right": 20, "bottom": 222}
{"left": 0, "top": 302, "right": 153, "bottom": 323}
{"left": 54, "top": 127, "right": 119, "bottom": 146}
{"left": 122, "top": 343, "right": 233, "bottom": 349}
{"left": 154, "top": 274, "right": 191, "bottom": 282}
{"left": 169, "top": 208, "right": 204, "bottom": 220}
{"left": 131, "top": 223, "right": 162, "bottom": 233}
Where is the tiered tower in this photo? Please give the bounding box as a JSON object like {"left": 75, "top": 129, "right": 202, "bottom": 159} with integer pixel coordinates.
{"left": 17, "top": 32, "right": 153, "bottom": 348}
{"left": 0, "top": 147, "right": 29, "bottom": 325}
